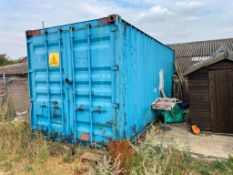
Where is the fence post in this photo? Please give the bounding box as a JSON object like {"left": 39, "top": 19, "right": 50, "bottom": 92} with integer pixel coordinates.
{"left": 3, "top": 73, "right": 6, "bottom": 85}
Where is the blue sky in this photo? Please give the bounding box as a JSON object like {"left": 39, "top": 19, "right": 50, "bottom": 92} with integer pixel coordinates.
{"left": 1, "top": 0, "right": 233, "bottom": 59}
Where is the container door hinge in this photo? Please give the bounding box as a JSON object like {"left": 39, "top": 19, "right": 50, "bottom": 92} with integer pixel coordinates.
{"left": 111, "top": 65, "right": 119, "bottom": 71}
{"left": 112, "top": 103, "right": 119, "bottom": 109}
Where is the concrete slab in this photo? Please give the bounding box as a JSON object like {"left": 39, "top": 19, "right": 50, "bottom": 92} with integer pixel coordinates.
{"left": 146, "top": 123, "right": 233, "bottom": 160}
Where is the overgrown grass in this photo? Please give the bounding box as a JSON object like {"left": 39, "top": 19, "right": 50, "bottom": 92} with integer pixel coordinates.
{"left": 0, "top": 122, "right": 232, "bottom": 175}
{"left": 0, "top": 122, "right": 89, "bottom": 174}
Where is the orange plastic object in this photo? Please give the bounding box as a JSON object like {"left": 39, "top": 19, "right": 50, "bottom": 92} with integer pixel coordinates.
{"left": 192, "top": 125, "right": 200, "bottom": 135}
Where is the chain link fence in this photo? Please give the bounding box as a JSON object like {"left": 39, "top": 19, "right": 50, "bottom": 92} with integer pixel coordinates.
{"left": 0, "top": 76, "right": 29, "bottom": 121}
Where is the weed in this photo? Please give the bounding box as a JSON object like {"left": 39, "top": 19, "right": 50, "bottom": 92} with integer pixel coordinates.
{"left": 62, "top": 151, "right": 73, "bottom": 163}
{"left": 107, "top": 140, "right": 133, "bottom": 174}
{"left": 198, "top": 164, "right": 211, "bottom": 175}
{"left": 94, "top": 155, "right": 123, "bottom": 175}
{"left": 75, "top": 166, "right": 92, "bottom": 175}
{"left": 211, "top": 160, "right": 227, "bottom": 171}
{"left": 23, "top": 165, "right": 33, "bottom": 173}
{"left": 0, "top": 94, "right": 16, "bottom": 122}
{"left": 0, "top": 162, "right": 13, "bottom": 171}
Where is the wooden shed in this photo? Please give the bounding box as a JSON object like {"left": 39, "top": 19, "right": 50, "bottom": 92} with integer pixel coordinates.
{"left": 169, "top": 38, "right": 233, "bottom": 103}
{"left": 184, "top": 50, "right": 233, "bottom": 133}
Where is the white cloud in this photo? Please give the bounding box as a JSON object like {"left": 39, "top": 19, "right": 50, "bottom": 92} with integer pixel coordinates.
{"left": 175, "top": 1, "right": 204, "bottom": 13}
{"left": 136, "top": 5, "right": 173, "bottom": 23}
{"left": 119, "top": 0, "right": 158, "bottom": 5}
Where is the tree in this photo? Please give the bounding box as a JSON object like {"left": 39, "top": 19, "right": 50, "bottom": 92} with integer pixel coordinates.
{"left": 0, "top": 54, "right": 15, "bottom": 66}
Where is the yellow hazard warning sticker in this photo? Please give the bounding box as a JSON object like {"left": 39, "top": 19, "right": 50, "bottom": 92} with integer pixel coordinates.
{"left": 49, "top": 52, "right": 60, "bottom": 67}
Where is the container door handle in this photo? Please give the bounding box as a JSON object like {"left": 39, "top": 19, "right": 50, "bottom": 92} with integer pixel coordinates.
{"left": 64, "top": 78, "right": 73, "bottom": 85}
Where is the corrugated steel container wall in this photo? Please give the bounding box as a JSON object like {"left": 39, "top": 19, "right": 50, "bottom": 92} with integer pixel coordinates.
{"left": 26, "top": 15, "right": 174, "bottom": 144}
{"left": 121, "top": 22, "right": 174, "bottom": 138}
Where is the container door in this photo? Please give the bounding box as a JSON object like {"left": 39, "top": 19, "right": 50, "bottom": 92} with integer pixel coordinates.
{"left": 29, "top": 30, "right": 69, "bottom": 140}
{"left": 69, "top": 24, "right": 118, "bottom": 143}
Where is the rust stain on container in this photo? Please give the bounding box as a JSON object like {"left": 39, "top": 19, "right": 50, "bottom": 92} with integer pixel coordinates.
{"left": 100, "top": 14, "right": 117, "bottom": 24}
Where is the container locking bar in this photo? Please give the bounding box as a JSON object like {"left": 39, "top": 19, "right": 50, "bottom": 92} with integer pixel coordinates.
{"left": 87, "top": 24, "right": 93, "bottom": 144}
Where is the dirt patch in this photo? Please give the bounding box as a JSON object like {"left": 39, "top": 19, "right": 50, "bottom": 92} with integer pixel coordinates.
{"left": 147, "top": 123, "right": 233, "bottom": 160}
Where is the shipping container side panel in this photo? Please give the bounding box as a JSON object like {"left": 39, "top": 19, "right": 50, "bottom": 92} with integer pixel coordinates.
{"left": 122, "top": 23, "right": 174, "bottom": 138}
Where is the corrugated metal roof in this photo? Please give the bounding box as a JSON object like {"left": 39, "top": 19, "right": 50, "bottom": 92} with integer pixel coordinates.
{"left": 168, "top": 38, "right": 233, "bottom": 73}
{"left": 0, "top": 62, "right": 28, "bottom": 75}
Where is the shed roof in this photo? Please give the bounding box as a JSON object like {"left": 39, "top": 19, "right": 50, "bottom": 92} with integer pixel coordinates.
{"left": 17, "top": 57, "right": 27, "bottom": 63}
{"left": 184, "top": 50, "right": 233, "bottom": 76}
{"left": 0, "top": 62, "right": 28, "bottom": 75}
{"left": 168, "top": 38, "right": 233, "bottom": 73}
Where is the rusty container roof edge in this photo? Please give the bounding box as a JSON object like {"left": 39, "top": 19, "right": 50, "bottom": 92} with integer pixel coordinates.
{"left": 26, "top": 14, "right": 174, "bottom": 52}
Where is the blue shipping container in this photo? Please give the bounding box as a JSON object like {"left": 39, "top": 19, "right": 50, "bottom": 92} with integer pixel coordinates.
{"left": 26, "top": 15, "right": 174, "bottom": 144}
